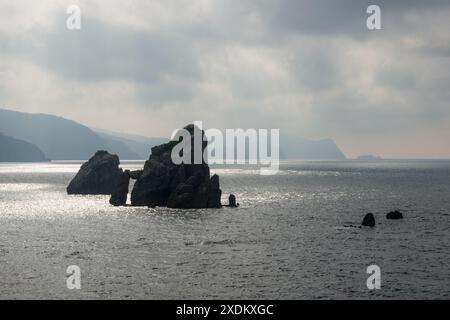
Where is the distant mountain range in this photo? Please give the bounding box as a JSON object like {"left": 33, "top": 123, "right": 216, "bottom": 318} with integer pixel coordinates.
{"left": 93, "top": 128, "right": 168, "bottom": 160}
{"left": 0, "top": 108, "right": 346, "bottom": 161}
{"left": 0, "top": 108, "right": 167, "bottom": 161}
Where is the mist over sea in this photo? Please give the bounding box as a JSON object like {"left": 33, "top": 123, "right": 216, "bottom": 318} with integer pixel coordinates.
{"left": 0, "top": 160, "right": 449, "bottom": 299}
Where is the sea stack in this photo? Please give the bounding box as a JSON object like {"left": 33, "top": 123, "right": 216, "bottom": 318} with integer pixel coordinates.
{"left": 109, "top": 170, "right": 131, "bottom": 206}
{"left": 67, "top": 150, "right": 123, "bottom": 195}
{"left": 130, "top": 124, "right": 222, "bottom": 209}
{"left": 362, "top": 213, "right": 376, "bottom": 227}
{"left": 226, "top": 194, "right": 239, "bottom": 207}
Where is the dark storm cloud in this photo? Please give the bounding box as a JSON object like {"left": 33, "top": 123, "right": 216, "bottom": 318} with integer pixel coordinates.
{"left": 52, "top": 19, "right": 201, "bottom": 83}
{"left": 1, "top": 0, "right": 450, "bottom": 157}
{"left": 258, "top": 0, "right": 450, "bottom": 37}
{"left": 2, "top": 17, "right": 201, "bottom": 84}
{"left": 2, "top": 0, "right": 448, "bottom": 85}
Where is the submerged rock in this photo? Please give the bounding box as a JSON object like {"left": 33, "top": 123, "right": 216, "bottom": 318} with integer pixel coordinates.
{"left": 386, "top": 210, "right": 403, "bottom": 219}
{"left": 131, "top": 124, "right": 222, "bottom": 209}
{"left": 362, "top": 213, "right": 376, "bottom": 227}
{"left": 67, "top": 150, "right": 123, "bottom": 195}
{"left": 109, "top": 170, "right": 131, "bottom": 206}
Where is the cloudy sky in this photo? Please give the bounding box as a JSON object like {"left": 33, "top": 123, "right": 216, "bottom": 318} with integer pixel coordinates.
{"left": 1, "top": 0, "right": 449, "bottom": 158}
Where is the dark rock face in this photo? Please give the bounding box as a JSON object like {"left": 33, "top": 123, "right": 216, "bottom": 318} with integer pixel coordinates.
{"left": 207, "top": 174, "right": 222, "bottom": 208}
{"left": 386, "top": 210, "right": 403, "bottom": 219}
{"left": 109, "top": 170, "right": 131, "bottom": 206}
{"left": 67, "top": 150, "right": 123, "bottom": 195}
{"left": 362, "top": 213, "right": 376, "bottom": 227}
{"left": 129, "top": 170, "right": 143, "bottom": 180}
{"left": 131, "top": 124, "right": 222, "bottom": 209}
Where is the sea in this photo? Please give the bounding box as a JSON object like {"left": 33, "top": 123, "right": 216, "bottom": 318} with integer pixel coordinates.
{"left": 0, "top": 160, "right": 449, "bottom": 299}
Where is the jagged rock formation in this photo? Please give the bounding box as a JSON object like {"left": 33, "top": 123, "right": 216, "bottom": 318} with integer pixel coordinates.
{"left": 109, "top": 170, "right": 131, "bottom": 206}
{"left": 67, "top": 125, "right": 224, "bottom": 208}
{"left": 362, "top": 213, "right": 376, "bottom": 227}
{"left": 67, "top": 150, "right": 123, "bottom": 195}
{"left": 131, "top": 124, "right": 222, "bottom": 208}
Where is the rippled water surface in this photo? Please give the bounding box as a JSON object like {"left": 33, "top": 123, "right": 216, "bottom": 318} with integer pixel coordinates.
{"left": 0, "top": 160, "right": 449, "bottom": 299}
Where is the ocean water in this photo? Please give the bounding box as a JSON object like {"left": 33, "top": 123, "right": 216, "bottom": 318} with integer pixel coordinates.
{"left": 0, "top": 160, "right": 449, "bottom": 299}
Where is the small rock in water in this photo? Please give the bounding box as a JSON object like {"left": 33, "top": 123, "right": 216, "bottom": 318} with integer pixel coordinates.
{"left": 361, "top": 213, "right": 376, "bottom": 227}
{"left": 386, "top": 210, "right": 403, "bottom": 219}
{"left": 228, "top": 194, "right": 239, "bottom": 207}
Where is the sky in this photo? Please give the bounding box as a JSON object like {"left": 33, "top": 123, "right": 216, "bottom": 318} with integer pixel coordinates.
{"left": 0, "top": 0, "right": 449, "bottom": 158}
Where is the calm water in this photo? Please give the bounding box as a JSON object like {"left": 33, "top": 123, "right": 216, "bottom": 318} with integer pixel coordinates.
{"left": 0, "top": 160, "right": 449, "bottom": 299}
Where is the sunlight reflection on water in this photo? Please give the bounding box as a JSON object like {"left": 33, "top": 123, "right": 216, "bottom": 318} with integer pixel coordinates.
{"left": 0, "top": 160, "right": 449, "bottom": 299}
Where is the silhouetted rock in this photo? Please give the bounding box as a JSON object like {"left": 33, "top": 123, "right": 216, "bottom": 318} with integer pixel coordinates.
{"left": 131, "top": 124, "right": 222, "bottom": 209}
{"left": 67, "top": 150, "right": 123, "bottom": 195}
{"left": 225, "top": 194, "right": 239, "bottom": 207}
{"left": 207, "top": 175, "right": 222, "bottom": 208}
{"left": 362, "top": 213, "right": 376, "bottom": 227}
{"left": 109, "top": 170, "right": 131, "bottom": 206}
{"left": 386, "top": 210, "right": 403, "bottom": 219}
